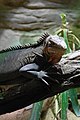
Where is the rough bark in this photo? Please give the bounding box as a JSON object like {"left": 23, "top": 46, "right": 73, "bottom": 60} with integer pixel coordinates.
{"left": 0, "top": 50, "right": 80, "bottom": 115}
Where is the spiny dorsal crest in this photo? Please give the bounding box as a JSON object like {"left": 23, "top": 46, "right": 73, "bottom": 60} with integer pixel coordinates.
{"left": 0, "top": 32, "right": 49, "bottom": 53}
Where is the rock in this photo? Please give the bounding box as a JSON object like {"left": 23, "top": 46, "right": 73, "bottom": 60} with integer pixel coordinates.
{"left": 0, "top": 0, "right": 79, "bottom": 50}
{"left": 0, "top": 0, "right": 27, "bottom": 7}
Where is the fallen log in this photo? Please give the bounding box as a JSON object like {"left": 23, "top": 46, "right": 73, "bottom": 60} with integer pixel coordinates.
{"left": 0, "top": 50, "right": 80, "bottom": 115}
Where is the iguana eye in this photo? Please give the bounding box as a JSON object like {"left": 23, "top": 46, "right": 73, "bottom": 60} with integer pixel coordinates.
{"left": 48, "top": 41, "right": 51, "bottom": 46}
{"left": 48, "top": 40, "right": 55, "bottom": 47}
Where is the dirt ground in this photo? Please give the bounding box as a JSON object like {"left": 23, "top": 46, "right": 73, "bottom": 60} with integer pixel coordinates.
{"left": 0, "top": 108, "right": 31, "bottom": 120}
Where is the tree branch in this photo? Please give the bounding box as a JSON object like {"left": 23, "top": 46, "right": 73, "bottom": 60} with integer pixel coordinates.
{"left": 0, "top": 50, "right": 80, "bottom": 115}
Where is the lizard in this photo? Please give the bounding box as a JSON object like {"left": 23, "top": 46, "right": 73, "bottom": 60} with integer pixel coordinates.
{"left": 0, "top": 32, "right": 67, "bottom": 87}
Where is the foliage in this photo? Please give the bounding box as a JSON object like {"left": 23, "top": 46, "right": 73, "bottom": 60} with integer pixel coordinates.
{"left": 29, "top": 13, "right": 80, "bottom": 120}
{"left": 29, "top": 101, "right": 43, "bottom": 120}
{"left": 58, "top": 13, "right": 80, "bottom": 119}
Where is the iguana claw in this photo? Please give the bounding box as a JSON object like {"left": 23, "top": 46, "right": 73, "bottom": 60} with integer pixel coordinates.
{"left": 23, "top": 70, "right": 59, "bottom": 85}
{"left": 20, "top": 65, "right": 49, "bottom": 85}
{"left": 19, "top": 63, "right": 59, "bottom": 86}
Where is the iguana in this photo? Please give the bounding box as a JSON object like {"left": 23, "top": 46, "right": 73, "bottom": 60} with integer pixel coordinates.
{"left": 0, "top": 33, "right": 67, "bottom": 86}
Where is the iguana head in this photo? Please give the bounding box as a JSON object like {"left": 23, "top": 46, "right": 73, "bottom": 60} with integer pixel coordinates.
{"left": 43, "top": 35, "right": 67, "bottom": 64}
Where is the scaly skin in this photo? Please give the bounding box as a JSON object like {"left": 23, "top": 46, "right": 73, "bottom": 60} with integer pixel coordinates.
{"left": 0, "top": 33, "right": 66, "bottom": 84}
{"left": 20, "top": 35, "right": 67, "bottom": 85}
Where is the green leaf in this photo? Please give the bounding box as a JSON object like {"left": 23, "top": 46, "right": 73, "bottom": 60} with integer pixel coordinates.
{"left": 68, "top": 89, "right": 80, "bottom": 116}
{"left": 60, "top": 13, "right": 67, "bottom": 25}
{"left": 29, "top": 101, "right": 43, "bottom": 120}
{"left": 61, "top": 91, "right": 68, "bottom": 120}
{"left": 63, "top": 29, "right": 71, "bottom": 53}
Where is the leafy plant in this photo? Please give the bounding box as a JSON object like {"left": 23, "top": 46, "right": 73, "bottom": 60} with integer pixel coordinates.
{"left": 59, "top": 13, "right": 80, "bottom": 119}
{"left": 29, "top": 13, "right": 80, "bottom": 120}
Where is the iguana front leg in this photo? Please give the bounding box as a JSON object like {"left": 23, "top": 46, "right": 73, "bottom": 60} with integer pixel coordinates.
{"left": 20, "top": 63, "right": 39, "bottom": 79}
{"left": 19, "top": 63, "right": 60, "bottom": 86}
